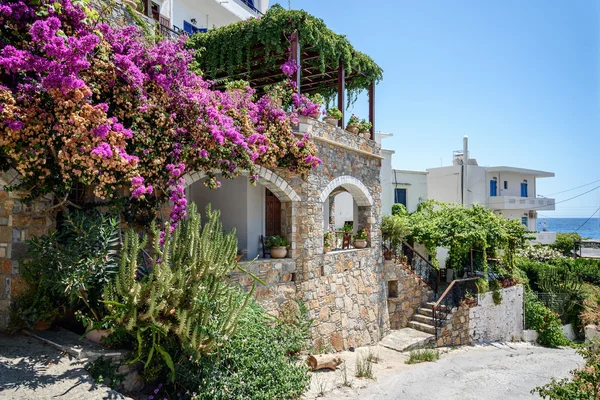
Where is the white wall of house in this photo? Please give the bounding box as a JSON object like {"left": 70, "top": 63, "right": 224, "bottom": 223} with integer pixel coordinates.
{"left": 334, "top": 192, "right": 356, "bottom": 230}
{"left": 427, "top": 165, "right": 462, "bottom": 204}
{"left": 381, "top": 149, "right": 394, "bottom": 216}
{"left": 391, "top": 170, "right": 428, "bottom": 213}
{"left": 166, "top": 0, "right": 265, "bottom": 31}
{"left": 188, "top": 177, "right": 265, "bottom": 259}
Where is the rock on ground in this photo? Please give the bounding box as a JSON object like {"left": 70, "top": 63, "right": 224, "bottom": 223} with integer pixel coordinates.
{"left": 0, "top": 334, "right": 130, "bottom": 400}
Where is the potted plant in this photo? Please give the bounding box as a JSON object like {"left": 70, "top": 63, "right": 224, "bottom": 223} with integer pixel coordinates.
{"left": 266, "top": 235, "right": 289, "bottom": 258}
{"left": 266, "top": 81, "right": 292, "bottom": 108}
{"left": 358, "top": 119, "right": 372, "bottom": 138}
{"left": 463, "top": 292, "right": 477, "bottom": 307}
{"left": 225, "top": 79, "right": 250, "bottom": 93}
{"left": 353, "top": 228, "right": 369, "bottom": 249}
{"left": 308, "top": 93, "right": 324, "bottom": 119}
{"left": 346, "top": 114, "right": 360, "bottom": 134}
{"left": 323, "top": 231, "right": 333, "bottom": 253}
{"left": 324, "top": 107, "right": 342, "bottom": 126}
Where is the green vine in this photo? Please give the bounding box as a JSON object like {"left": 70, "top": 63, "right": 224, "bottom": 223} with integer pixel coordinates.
{"left": 186, "top": 4, "right": 382, "bottom": 107}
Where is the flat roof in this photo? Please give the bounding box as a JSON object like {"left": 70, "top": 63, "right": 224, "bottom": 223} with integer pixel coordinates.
{"left": 486, "top": 166, "right": 554, "bottom": 178}
{"left": 393, "top": 169, "right": 427, "bottom": 175}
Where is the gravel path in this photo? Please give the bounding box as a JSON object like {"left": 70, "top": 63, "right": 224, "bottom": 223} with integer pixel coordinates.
{"left": 0, "top": 334, "right": 129, "bottom": 400}
{"left": 311, "top": 343, "right": 583, "bottom": 400}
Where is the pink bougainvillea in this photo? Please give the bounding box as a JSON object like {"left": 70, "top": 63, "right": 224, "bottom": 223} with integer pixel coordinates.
{"left": 0, "top": 0, "right": 320, "bottom": 224}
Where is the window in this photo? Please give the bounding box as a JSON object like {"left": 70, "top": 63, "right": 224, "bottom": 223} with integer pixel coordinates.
{"left": 521, "top": 216, "right": 528, "bottom": 226}
{"left": 394, "top": 188, "right": 407, "bottom": 207}
{"left": 504, "top": 181, "right": 508, "bottom": 190}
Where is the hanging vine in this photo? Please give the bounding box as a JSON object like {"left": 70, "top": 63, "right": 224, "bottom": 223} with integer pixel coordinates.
{"left": 187, "top": 4, "right": 383, "bottom": 107}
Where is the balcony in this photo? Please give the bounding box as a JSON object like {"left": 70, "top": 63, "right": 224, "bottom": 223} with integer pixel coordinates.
{"left": 488, "top": 196, "right": 555, "bottom": 211}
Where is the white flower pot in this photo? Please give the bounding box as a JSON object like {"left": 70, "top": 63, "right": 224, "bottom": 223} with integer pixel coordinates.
{"left": 270, "top": 247, "right": 287, "bottom": 259}
{"left": 353, "top": 240, "right": 367, "bottom": 249}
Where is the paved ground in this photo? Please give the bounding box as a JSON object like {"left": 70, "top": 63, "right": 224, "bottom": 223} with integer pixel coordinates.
{"left": 307, "top": 343, "right": 583, "bottom": 400}
{"left": 0, "top": 334, "right": 128, "bottom": 400}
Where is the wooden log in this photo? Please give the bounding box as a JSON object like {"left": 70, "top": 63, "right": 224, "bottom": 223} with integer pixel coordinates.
{"left": 307, "top": 354, "right": 343, "bottom": 371}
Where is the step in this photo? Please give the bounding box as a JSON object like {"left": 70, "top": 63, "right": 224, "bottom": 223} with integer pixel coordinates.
{"left": 424, "top": 302, "right": 450, "bottom": 312}
{"left": 379, "top": 328, "right": 435, "bottom": 353}
{"left": 417, "top": 307, "right": 433, "bottom": 317}
{"left": 412, "top": 314, "right": 435, "bottom": 326}
{"left": 408, "top": 321, "right": 437, "bottom": 335}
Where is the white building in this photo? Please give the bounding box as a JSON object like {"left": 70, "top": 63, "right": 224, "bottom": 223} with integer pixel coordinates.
{"left": 390, "top": 169, "right": 427, "bottom": 214}
{"left": 427, "top": 137, "right": 556, "bottom": 244}
{"left": 139, "top": 0, "right": 267, "bottom": 37}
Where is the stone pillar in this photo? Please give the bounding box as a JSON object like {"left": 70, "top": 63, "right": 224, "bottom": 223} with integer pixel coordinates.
{"left": 328, "top": 195, "right": 335, "bottom": 231}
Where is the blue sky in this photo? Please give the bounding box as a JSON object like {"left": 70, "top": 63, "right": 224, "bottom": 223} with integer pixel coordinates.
{"left": 287, "top": 0, "right": 600, "bottom": 217}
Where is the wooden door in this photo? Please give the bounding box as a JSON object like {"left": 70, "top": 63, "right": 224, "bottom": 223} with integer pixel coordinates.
{"left": 265, "top": 189, "right": 281, "bottom": 237}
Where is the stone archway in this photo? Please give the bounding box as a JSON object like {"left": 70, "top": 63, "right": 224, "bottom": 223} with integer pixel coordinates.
{"left": 319, "top": 176, "right": 374, "bottom": 207}
{"left": 182, "top": 166, "right": 300, "bottom": 259}
{"left": 182, "top": 166, "right": 300, "bottom": 203}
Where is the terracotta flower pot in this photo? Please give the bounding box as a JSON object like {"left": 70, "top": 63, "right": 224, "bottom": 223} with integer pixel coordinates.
{"left": 362, "top": 132, "right": 371, "bottom": 139}
{"left": 33, "top": 321, "right": 51, "bottom": 331}
{"left": 323, "top": 246, "right": 331, "bottom": 254}
{"left": 353, "top": 240, "right": 367, "bottom": 249}
{"left": 270, "top": 247, "right": 287, "bottom": 259}
{"left": 384, "top": 250, "right": 393, "bottom": 261}
{"left": 324, "top": 116, "right": 338, "bottom": 126}
{"left": 309, "top": 111, "right": 321, "bottom": 119}
{"left": 346, "top": 125, "right": 359, "bottom": 134}
{"left": 85, "top": 323, "right": 110, "bottom": 344}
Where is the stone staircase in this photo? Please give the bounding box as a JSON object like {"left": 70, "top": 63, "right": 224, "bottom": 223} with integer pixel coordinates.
{"left": 407, "top": 301, "right": 450, "bottom": 335}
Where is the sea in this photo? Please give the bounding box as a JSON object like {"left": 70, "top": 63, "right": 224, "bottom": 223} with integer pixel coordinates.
{"left": 536, "top": 218, "right": 600, "bottom": 240}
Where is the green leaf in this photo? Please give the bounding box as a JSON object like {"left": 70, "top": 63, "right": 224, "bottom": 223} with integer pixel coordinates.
{"left": 155, "top": 344, "right": 175, "bottom": 381}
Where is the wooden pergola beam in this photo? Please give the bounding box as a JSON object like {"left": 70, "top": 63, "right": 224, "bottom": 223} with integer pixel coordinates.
{"left": 337, "top": 61, "right": 345, "bottom": 128}
{"left": 368, "top": 82, "right": 375, "bottom": 140}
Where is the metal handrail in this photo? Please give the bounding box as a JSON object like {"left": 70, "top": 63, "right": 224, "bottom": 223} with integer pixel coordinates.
{"left": 402, "top": 241, "right": 440, "bottom": 296}
{"left": 432, "top": 277, "right": 479, "bottom": 340}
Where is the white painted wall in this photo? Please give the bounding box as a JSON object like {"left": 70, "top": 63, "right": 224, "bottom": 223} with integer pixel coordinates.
{"left": 381, "top": 150, "right": 394, "bottom": 216}
{"left": 470, "top": 285, "right": 524, "bottom": 344}
{"left": 334, "top": 192, "right": 355, "bottom": 230}
{"left": 188, "top": 177, "right": 264, "bottom": 259}
{"left": 168, "top": 0, "right": 264, "bottom": 31}
{"left": 486, "top": 171, "right": 537, "bottom": 199}
{"left": 427, "top": 166, "right": 462, "bottom": 204}
{"left": 391, "top": 170, "right": 428, "bottom": 213}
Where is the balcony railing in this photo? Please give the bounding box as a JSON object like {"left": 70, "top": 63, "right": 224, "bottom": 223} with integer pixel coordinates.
{"left": 158, "top": 24, "right": 182, "bottom": 40}
{"left": 488, "top": 196, "right": 555, "bottom": 211}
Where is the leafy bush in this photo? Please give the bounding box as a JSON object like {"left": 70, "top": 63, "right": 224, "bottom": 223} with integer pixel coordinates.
{"left": 516, "top": 258, "right": 549, "bottom": 292}
{"left": 11, "top": 210, "right": 119, "bottom": 328}
{"left": 391, "top": 203, "right": 408, "bottom": 217}
{"left": 571, "top": 258, "right": 600, "bottom": 286}
{"left": 525, "top": 292, "right": 569, "bottom": 348}
{"left": 381, "top": 214, "right": 411, "bottom": 248}
{"left": 475, "top": 278, "right": 489, "bottom": 294}
{"left": 178, "top": 302, "right": 311, "bottom": 400}
{"left": 550, "top": 232, "right": 582, "bottom": 257}
{"left": 533, "top": 345, "right": 600, "bottom": 399}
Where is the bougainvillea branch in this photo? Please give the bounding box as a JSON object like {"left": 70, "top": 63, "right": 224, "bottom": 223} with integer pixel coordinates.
{"left": 0, "top": 0, "right": 320, "bottom": 223}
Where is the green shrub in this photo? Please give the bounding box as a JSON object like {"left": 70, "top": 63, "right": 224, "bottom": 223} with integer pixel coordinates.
{"left": 103, "top": 205, "right": 250, "bottom": 381}
{"left": 405, "top": 348, "right": 440, "bottom": 364}
{"left": 524, "top": 292, "right": 569, "bottom": 348}
{"left": 475, "top": 278, "right": 489, "bottom": 294}
{"left": 572, "top": 258, "right": 600, "bottom": 286}
{"left": 178, "top": 302, "right": 311, "bottom": 400}
{"left": 11, "top": 210, "right": 119, "bottom": 328}
{"left": 550, "top": 232, "right": 582, "bottom": 257}
{"left": 533, "top": 345, "right": 600, "bottom": 399}
{"left": 517, "top": 245, "right": 565, "bottom": 263}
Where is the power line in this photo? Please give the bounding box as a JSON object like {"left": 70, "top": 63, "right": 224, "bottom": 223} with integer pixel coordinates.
{"left": 545, "top": 179, "right": 600, "bottom": 197}
{"left": 575, "top": 205, "right": 600, "bottom": 232}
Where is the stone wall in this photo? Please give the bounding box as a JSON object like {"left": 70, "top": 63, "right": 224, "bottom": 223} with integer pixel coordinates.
{"left": 469, "top": 285, "right": 524, "bottom": 344}
{"left": 0, "top": 169, "right": 55, "bottom": 329}
{"left": 437, "top": 304, "right": 471, "bottom": 347}
{"left": 384, "top": 260, "right": 433, "bottom": 329}
{"left": 90, "top": 0, "right": 156, "bottom": 30}
{"left": 299, "top": 263, "right": 388, "bottom": 352}
{"left": 228, "top": 258, "right": 297, "bottom": 317}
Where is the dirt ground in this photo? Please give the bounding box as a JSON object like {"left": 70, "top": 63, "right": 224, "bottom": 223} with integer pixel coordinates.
{"left": 0, "top": 334, "right": 129, "bottom": 400}
{"left": 304, "top": 342, "right": 583, "bottom": 400}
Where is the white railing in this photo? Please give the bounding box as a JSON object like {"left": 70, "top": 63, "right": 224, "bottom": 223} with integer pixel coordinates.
{"left": 489, "top": 196, "right": 555, "bottom": 211}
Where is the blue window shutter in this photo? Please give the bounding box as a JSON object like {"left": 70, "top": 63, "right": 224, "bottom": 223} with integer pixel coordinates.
{"left": 521, "top": 183, "right": 528, "bottom": 197}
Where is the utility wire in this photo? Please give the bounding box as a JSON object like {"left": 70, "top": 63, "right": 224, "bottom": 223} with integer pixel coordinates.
{"left": 545, "top": 179, "right": 600, "bottom": 197}
{"left": 575, "top": 205, "right": 600, "bottom": 233}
